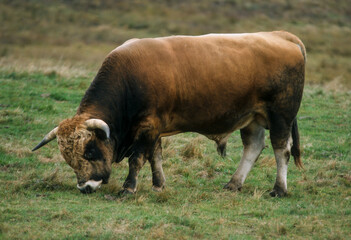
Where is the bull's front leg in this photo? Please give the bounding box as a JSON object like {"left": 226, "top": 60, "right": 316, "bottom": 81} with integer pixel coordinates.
{"left": 149, "top": 139, "right": 165, "bottom": 192}
{"left": 121, "top": 153, "right": 147, "bottom": 194}
{"left": 120, "top": 125, "right": 161, "bottom": 194}
{"left": 121, "top": 139, "right": 165, "bottom": 194}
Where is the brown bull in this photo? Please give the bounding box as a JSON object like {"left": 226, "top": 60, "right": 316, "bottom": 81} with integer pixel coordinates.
{"left": 33, "top": 31, "right": 305, "bottom": 197}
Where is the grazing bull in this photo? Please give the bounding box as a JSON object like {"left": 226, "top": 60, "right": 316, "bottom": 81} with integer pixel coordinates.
{"left": 33, "top": 31, "right": 305, "bottom": 197}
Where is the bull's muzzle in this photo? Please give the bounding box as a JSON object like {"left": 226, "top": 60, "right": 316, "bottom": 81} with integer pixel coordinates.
{"left": 77, "top": 180, "right": 102, "bottom": 194}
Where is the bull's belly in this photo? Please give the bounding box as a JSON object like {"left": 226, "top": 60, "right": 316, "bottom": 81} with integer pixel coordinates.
{"left": 160, "top": 110, "right": 266, "bottom": 137}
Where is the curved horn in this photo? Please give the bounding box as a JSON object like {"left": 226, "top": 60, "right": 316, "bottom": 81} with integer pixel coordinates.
{"left": 85, "top": 119, "right": 110, "bottom": 139}
{"left": 32, "top": 127, "right": 58, "bottom": 151}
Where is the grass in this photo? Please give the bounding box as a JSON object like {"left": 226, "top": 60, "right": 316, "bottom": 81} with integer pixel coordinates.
{"left": 0, "top": 70, "right": 350, "bottom": 239}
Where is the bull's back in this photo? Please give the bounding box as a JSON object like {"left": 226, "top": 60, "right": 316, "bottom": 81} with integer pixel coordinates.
{"left": 113, "top": 32, "right": 305, "bottom": 134}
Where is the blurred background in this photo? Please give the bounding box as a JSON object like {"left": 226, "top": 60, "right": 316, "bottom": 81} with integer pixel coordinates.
{"left": 1, "top": 0, "right": 350, "bottom": 89}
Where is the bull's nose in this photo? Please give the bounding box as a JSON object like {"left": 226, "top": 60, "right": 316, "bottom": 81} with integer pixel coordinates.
{"left": 77, "top": 180, "right": 102, "bottom": 194}
{"left": 79, "top": 185, "right": 93, "bottom": 194}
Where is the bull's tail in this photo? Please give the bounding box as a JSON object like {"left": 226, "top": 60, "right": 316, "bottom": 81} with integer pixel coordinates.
{"left": 291, "top": 118, "right": 303, "bottom": 169}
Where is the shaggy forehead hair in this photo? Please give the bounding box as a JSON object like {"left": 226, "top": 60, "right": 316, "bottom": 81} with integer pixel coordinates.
{"left": 57, "top": 115, "right": 87, "bottom": 137}
{"left": 56, "top": 116, "right": 93, "bottom": 168}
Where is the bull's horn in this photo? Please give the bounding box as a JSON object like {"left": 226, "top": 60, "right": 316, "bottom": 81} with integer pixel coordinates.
{"left": 85, "top": 119, "right": 110, "bottom": 139}
{"left": 32, "top": 127, "right": 58, "bottom": 151}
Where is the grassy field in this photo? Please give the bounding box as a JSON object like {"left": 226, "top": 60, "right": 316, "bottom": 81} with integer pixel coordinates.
{"left": 1, "top": 0, "right": 351, "bottom": 239}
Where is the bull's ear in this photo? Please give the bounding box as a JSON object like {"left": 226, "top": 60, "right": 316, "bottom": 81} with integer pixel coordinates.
{"left": 32, "top": 127, "right": 58, "bottom": 151}
{"left": 85, "top": 119, "right": 110, "bottom": 139}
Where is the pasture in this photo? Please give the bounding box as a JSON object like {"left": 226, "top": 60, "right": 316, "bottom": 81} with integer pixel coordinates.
{"left": 1, "top": 0, "right": 351, "bottom": 239}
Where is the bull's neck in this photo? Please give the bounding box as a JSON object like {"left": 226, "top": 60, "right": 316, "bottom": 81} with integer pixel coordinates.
{"left": 76, "top": 90, "right": 141, "bottom": 163}
{"left": 76, "top": 55, "right": 148, "bottom": 161}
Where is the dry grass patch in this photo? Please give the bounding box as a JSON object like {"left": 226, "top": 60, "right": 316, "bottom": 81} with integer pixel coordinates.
{"left": 51, "top": 208, "right": 72, "bottom": 220}
{"left": 2, "top": 145, "right": 31, "bottom": 158}
{"left": 153, "top": 188, "right": 173, "bottom": 203}
{"left": 180, "top": 137, "right": 204, "bottom": 160}
{"left": 326, "top": 160, "right": 340, "bottom": 170}
{"left": 259, "top": 156, "right": 276, "bottom": 168}
{"left": 38, "top": 154, "right": 64, "bottom": 163}
{"left": 175, "top": 167, "right": 191, "bottom": 177}
{"left": 161, "top": 142, "right": 177, "bottom": 159}
{"left": 110, "top": 221, "right": 130, "bottom": 235}
{"left": 252, "top": 188, "right": 267, "bottom": 200}
{"left": 196, "top": 170, "right": 209, "bottom": 179}
{"left": 10, "top": 167, "right": 74, "bottom": 192}
{"left": 103, "top": 179, "right": 122, "bottom": 194}
{"left": 324, "top": 76, "right": 349, "bottom": 92}
{"left": 148, "top": 223, "right": 170, "bottom": 239}
{"left": 0, "top": 56, "right": 92, "bottom": 79}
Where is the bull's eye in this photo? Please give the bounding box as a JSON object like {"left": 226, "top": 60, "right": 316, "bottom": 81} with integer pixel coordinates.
{"left": 84, "top": 141, "right": 103, "bottom": 161}
{"left": 84, "top": 151, "right": 94, "bottom": 160}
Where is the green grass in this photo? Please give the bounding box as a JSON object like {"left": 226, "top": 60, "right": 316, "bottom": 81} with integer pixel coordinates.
{"left": 0, "top": 70, "right": 350, "bottom": 239}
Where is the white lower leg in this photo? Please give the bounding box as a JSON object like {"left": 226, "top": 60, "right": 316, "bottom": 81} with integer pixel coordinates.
{"left": 225, "top": 123, "right": 265, "bottom": 191}
{"left": 275, "top": 149, "right": 288, "bottom": 191}
{"left": 272, "top": 137, "right": 292, "bottom": 195}
{"left": 232, "top": 147, "right": 262, "bottom": 185}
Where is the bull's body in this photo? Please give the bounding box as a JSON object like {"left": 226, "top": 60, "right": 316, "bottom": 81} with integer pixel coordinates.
{"left": 33, "top": 31, "right": 305, "bottom": 196}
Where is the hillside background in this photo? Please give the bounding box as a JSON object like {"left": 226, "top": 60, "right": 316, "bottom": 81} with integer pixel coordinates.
{"left": 1, "top": 0, "right": 351, "bottom": 89}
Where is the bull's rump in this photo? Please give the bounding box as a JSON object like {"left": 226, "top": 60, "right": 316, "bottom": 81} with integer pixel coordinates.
{"left": 113, "top": 31, "right": 305, "bottom": 135}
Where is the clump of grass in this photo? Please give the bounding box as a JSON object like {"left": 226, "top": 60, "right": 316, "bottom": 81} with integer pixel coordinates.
{"left": 339, "top": 174, "right": 351, "bottom": 187}
{"left": 51, "top": 208, "right": 72, "bottom": 220}
{"left": 276, "top": 223, "right": 288, "bottom": 236}
{"left": 0, "top": 223, "right": 9, "bottom": 235}
{"left": 38, "top": 154, "right": 64, "bottom": 163}
{"left": 252, "top": 188, "right": 267, "bottom": 200}
{"left": 32, "top": 170, "right": 65, "bottom": 191}
{"left": 153, "top": 189, "right": 172, "bottom": 203}
{"left": 161, "top": 139, "right": 177, "bottom": 159}
{"left": 149, "top": 224, "right": 166, "bottom": 239}
{"left": 326, "top": 160, "right": 339, "bottom": 170}
{"left": 133, "top": 194, "right": 148, "bottom": 206}
{"left": 259, "top": 156, "right": 276, "bottom": 168}
{"left": 196, "top": 170, "right": 209, "bottom": 179}
{"left": 103, "top": 178, "right": 121, "bottom": 194}
{"left": 13, "top": 168, "right": 73, "bottom": 192}
{"left": 180, "top": 140, "right": 203, "bottom": 160}
{"left": 175, "top": 167, "right": 190, "bottom": 177}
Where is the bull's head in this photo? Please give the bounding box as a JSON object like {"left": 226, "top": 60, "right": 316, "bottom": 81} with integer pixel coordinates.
{"left": 32, "top": 116, "right": 114, "bottom": 194}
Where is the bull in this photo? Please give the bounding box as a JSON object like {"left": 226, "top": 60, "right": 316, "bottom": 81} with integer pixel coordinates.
{"left": 33, "top": 31, "right": 305, "bottom": 197}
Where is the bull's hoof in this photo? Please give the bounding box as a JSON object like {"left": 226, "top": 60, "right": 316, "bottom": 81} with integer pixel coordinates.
{"left": 118, "top": 188, "right": 135, "bottom": 196}
{"left": 152, "top": 185, "right": 164, "bottom": 192}
{"left": 223, "top": 182, "right": 242, "bottom": 192}
{"left": 269, "top": 189, "right": 287, "bottom": 197}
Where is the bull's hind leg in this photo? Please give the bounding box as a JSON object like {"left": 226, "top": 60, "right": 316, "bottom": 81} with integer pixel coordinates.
{"left": 269, "top": 113, "right": 293, "bottom": 197}
{"left": 149, "top": 139, "right": 166, "bottom": 192}
{"left": 224, "top": 121, "right": 265, "bottom": 191}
